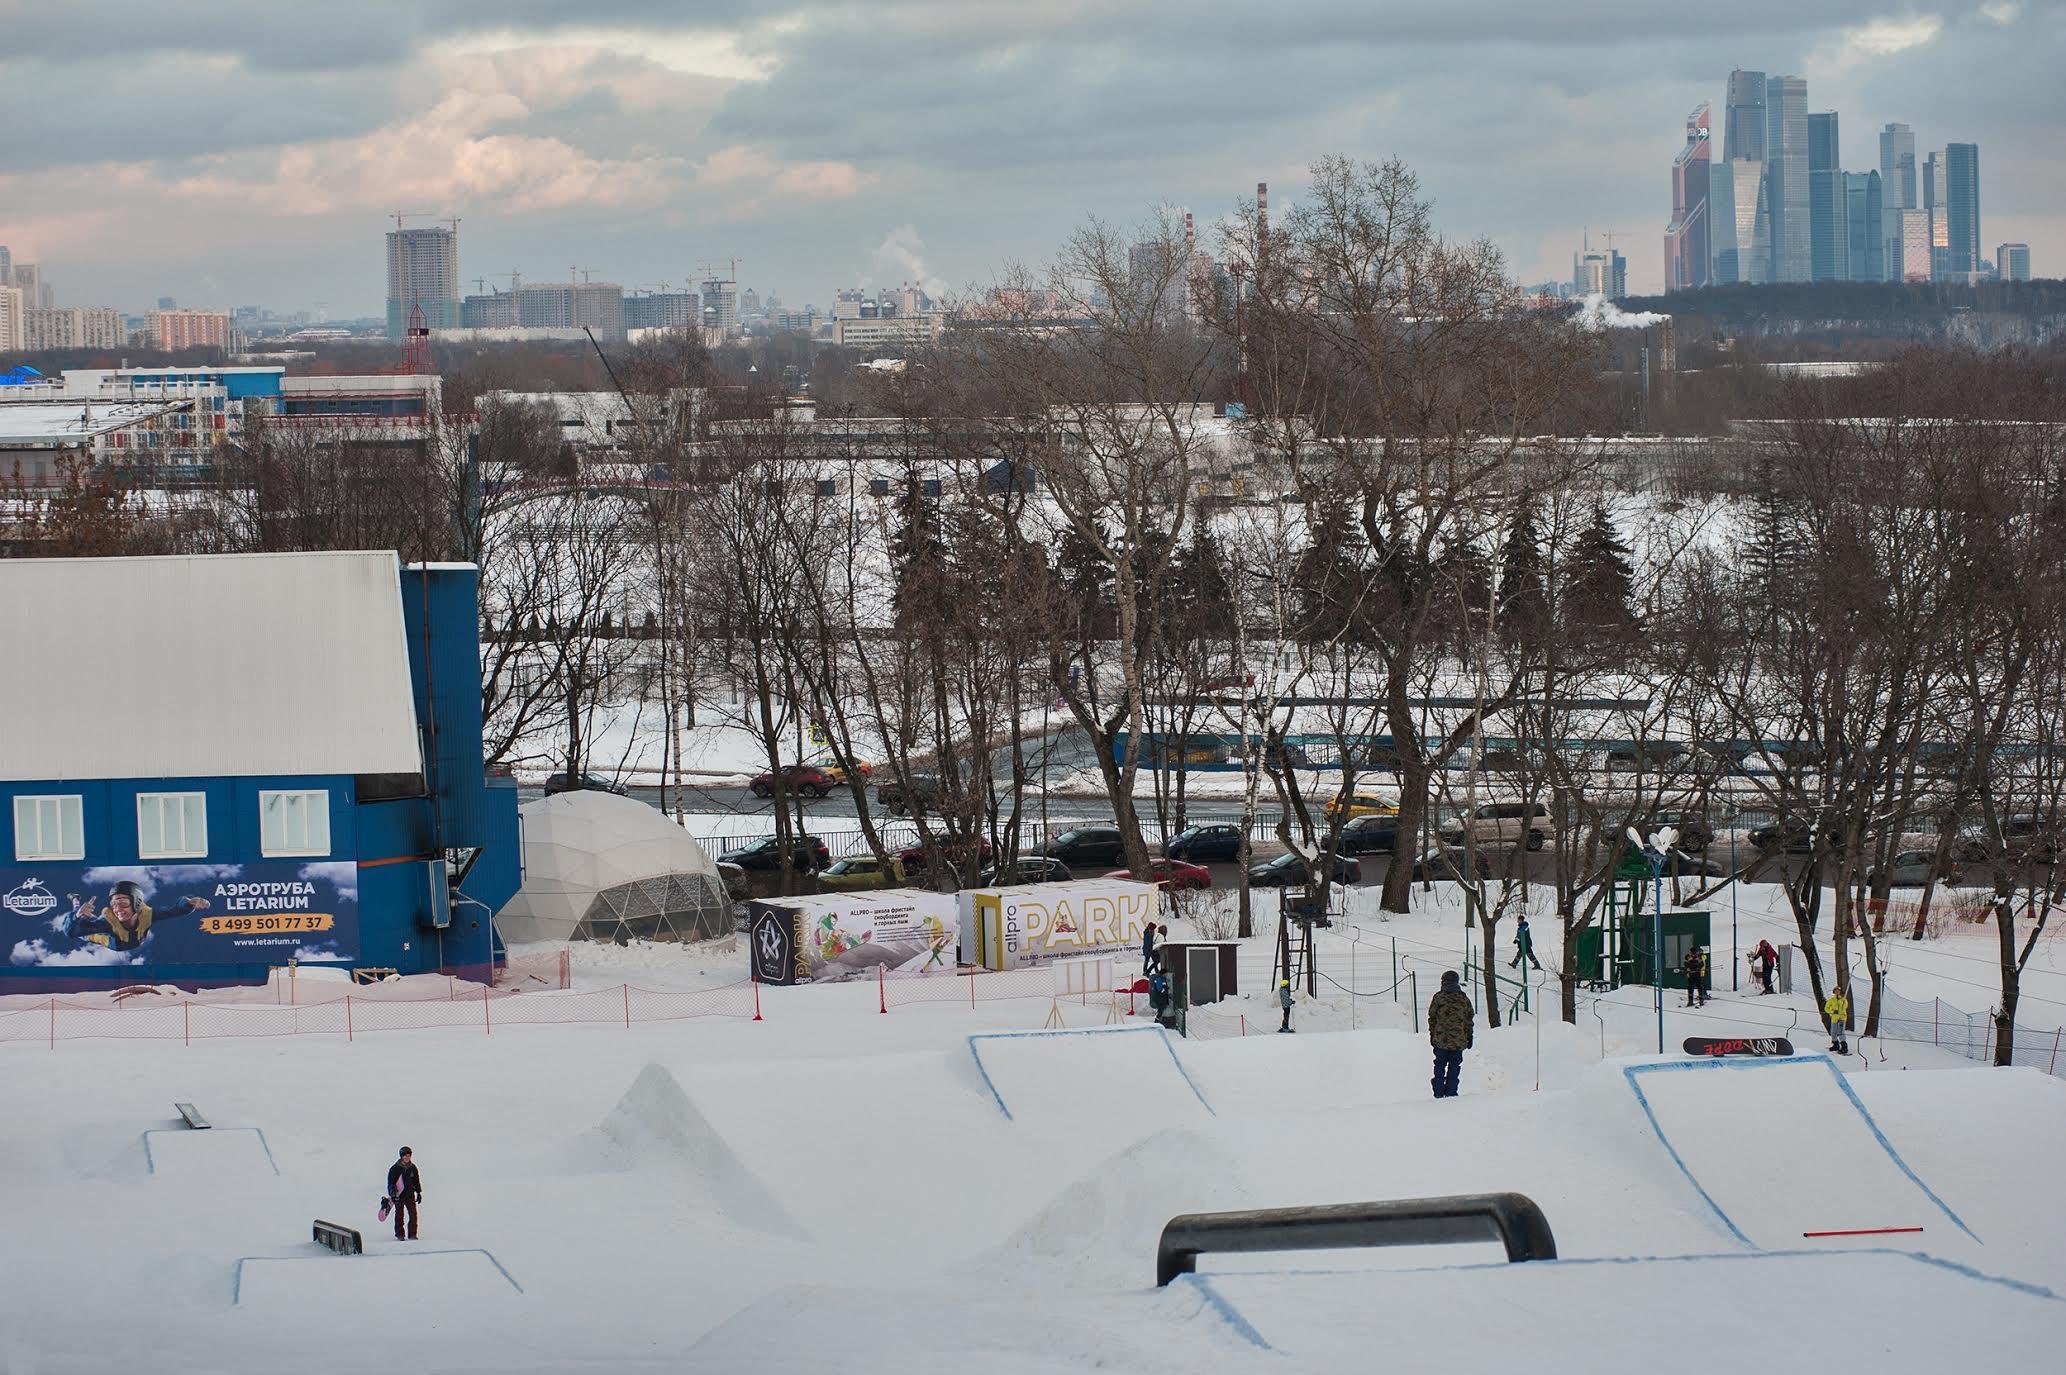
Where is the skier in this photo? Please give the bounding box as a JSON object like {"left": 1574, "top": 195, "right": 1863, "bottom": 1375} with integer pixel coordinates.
{"left": 1824, "top": 985, "right": 1851, "bottom": 1055}
{"left": 386, "top": 1146, "right": 423, "bottom": 1242}
{"left": 1426, "top": 971, "right": 1475, "bottom": 1100}
{"left": 1751, "top": 939, "right": 1779, "bottom": 995}
{"left": 1507, "top": 915, "right": 1543, "bottom": 972}
{"left": 1277, "top": 978, "right": 1295, "bottom": 1034}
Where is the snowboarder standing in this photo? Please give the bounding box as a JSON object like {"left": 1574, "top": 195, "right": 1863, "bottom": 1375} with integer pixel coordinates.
{"left": 1751, "top": 939, "right": 1779, "bottom": 995}
{"left": 1427, "top": 971, "right": 1475, "bottom": 1099}
{"left": 1508, "top": 915, "right": 1543, "bottom": 972}
{"left": 386, "top": 1146, "right": 422, "bottom": 1241}
{"left": 1824, "top": 986, "right": 1851, "bottom": 1055}
{"left": 1277, "top": 978, "right": 1295, "bottom": 1033}
{"left": 1683, "top": 946, "right": 1710, "bottom": 1007}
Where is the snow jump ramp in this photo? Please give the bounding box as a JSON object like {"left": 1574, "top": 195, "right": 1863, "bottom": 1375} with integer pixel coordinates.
{"left": 1625, "top": 1055, "right": 1977, "bottom": 1252}
{"left": 968, "top": 1025, "right": 1213, "bottom": 1122}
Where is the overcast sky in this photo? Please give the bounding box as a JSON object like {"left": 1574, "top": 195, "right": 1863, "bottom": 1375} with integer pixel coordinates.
{"left": 1, "top": 1, "right": 2058, "bottom": 316}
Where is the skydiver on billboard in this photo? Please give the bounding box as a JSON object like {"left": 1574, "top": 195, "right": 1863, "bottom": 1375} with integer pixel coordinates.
{"left": 63, "top": 879, "right": 210, "bottom": 952}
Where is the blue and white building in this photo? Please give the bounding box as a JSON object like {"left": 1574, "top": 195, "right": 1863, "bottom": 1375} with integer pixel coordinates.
{"left": 0, "top": 551, "right": 519, "bottom": 988}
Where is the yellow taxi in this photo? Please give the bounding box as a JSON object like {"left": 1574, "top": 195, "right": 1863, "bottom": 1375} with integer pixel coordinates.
{"left": 1325, "top": 791, "right": 1399, "bottom": 821}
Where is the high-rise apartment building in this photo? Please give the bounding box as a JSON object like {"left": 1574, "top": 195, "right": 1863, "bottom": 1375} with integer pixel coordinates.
{"left": 384, "top": 225, "right": 460, "bottom": 339}
{"left": 1878, "top": 124, "right": 1918, "bottom": 210}
{"left": 1709, "top": 158, "right": 1769, "bottom": 286}
{"left": 1763, "top": 75, "right": 1810, "bottom": 282}
{"left": 1893, "top": 208, "right": 1933, "bottom": 283}
{"left": 1665, "top": 104, "right": 1713, "bottom": 293}
{"left": 1996, "top": 243, "right": 2030, "bottom": 282}
{"left": 1723, "top": 70, "right": 1766, "bottom": 162}
{"left": 1572, "top": 246, "right": 1626, "bottom": 299}
{"left": 0, "top": 285, "right": 24, "bottom": 351}
{"left": 147, "top": 310, "right": 234, "bottom": 351}
{"left": 1944, "top": 143, "right": 1980, "bottom": 280}
{"left": 1844, "top": 171, "right": 1884, "bottom": 283}
{"left": 623, "top": 290, "right": 701, "bottom": 330}
{"left": 700, "top": 278, "right": 739, "bottom": 335}
{"left": 1807, "top": 112, "right": 1847, "bottom": 282}
{"left": 511, "top": 282, "right": 627, "bottom": 340}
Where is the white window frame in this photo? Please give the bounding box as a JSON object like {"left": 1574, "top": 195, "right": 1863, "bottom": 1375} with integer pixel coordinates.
{"left": 14, "top": 794, "right": 85, "bottom": 861}
{"left": 259, "top": 789, "right": 331, "bottom": 858}
{"left": 137, "top": 792, "right": 208, "bottom": 860}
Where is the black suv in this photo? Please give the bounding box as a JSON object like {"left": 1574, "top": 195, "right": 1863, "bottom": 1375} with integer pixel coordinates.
{"left": 718, "top": 835, "right": 831, "bottom": 872}
{"left": 1042, "top": 824, "right": 1127, "bottom": 867}
{"left": 876, "top": 774, "right": 943, "bottom": 815}
{"left": 979, "top": 858, "right": 1075, "bottom": 885}
{"left": 1336, "top": 813, "right": 1402, "bottom": 855}
{"left": 1165, "top": 822, "right": 1243, "bottom": 863}
{"left": 543, "top": 772, "right": 629, "bottom": 797}
{"left": 1248, "top": 851, "right": 1363, "bottom": 887}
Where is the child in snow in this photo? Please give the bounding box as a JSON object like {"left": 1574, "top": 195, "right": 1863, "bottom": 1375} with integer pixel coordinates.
{"left": 1508, "top": 915, "right": 1543, "bottom": 972}
{"left": 1824, "top": 986, "right": 1851, "bottom": 1055}
{"left": 1277, "top": 978, "right": 1295, "bottom": 1033}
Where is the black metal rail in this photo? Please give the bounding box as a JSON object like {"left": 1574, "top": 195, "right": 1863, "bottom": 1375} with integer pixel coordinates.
{"left": 1155, "top": 1192, "right": 1556, "bottom": 1286}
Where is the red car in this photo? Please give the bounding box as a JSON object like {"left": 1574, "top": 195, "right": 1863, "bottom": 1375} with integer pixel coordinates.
{"left": 1103, "top": 858, "right": 1211, "bottom": 890}
{"left": 750, "top": 764, "right": 837, "bottom": 799}
{"left": 897, "top": 834, "right": 995, "bottom": 866}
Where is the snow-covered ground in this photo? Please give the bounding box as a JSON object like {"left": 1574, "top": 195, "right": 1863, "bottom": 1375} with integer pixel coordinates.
{"left": 4, "top": 883, "right": 2062, "bottom": 1371}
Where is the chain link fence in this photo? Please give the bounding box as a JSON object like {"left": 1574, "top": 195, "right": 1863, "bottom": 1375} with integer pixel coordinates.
{"left": 1874, "top": 985, "right": 2066, "bottom": 1077}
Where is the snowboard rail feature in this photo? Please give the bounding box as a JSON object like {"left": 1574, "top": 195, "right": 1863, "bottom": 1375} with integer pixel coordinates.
{"left": 1155, "top": 1191, "right": 1557, "bottom": 1286}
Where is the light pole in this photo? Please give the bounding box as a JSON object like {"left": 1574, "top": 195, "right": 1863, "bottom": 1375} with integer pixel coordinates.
{"left": 1626, "top": 825, "right": 1679, "bottom": 1054}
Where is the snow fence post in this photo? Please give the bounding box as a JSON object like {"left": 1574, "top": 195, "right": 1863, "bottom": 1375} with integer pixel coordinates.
{"left": 1411, "top": 972, "right": 1420, "bottom": 1034}
{"left": 878, "top": 964, "right": 887, "bottom": 1014}
{"left": 183, "top": 1000, "right": 190, "bottom": 1047}
{"left": 345, "top": 994, "right": 353, "bottom": 1042}
{"left": 623, "top": 984, "right": 631, "bottom": 1030}
{"left": 482, "top": 984, "right": 491, "bottom": 1036}
{"left": 751, "top": 972, "right": 762, "bottom": 1022}
{"left": 1933, "top": 999, "right": 1939, "bottom": 1046}
{"left": 2050, "top": 1026, "right": 2061, "bottom": 1077}
{"left": 48, "top": 996, "right": 55, "bottom": 1050}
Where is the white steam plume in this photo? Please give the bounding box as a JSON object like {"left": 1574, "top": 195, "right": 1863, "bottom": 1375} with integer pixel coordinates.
{"left": 1573, "top": 293, "right": 1669, "bottom": 330}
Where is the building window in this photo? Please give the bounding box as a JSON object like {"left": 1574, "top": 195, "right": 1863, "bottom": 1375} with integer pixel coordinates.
{"left": 137, "top": 792, "right": 207, "bottom": 859}
{"left": 922, "top": 479, "right": 942, "bottom": 497}
{"left": 816, "top": 479, "right": 837, "bottom": 497}
{"left": 259, "top": 790, "right": 330, "bottom": 857}
{"left": 869, "top": 478, "right": 890, "bottom": 497}
{"left": 13, "top": 795, "right": 84, "bottom": 861}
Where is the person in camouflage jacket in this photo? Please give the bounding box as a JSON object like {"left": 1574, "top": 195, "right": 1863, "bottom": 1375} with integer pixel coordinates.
{"left": 1427, "top": 971, "right": 1475, "bottom": 1099}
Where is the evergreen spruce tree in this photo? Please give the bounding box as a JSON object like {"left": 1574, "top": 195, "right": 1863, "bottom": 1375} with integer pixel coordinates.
{"left": 1741, "top": 451, "right": 1805, "bottom": 614}
{"left": 887, "top": 472, "right": 946, "bottom": 620}
{"left": 1292, "top": 497, "right": 1369, "bottom": 643}
{"left": 1495, "top": 504, "right": 1549, "bottom": 647}
{"left": 1564, "top": 502, "right": 1638, "bottom": 640}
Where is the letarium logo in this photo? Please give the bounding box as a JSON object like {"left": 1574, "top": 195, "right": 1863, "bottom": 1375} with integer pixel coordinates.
{"left": 4, "top": 879, "right": 59, "bottom": 918}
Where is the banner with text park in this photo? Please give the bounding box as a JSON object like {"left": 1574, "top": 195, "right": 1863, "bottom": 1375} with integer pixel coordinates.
{"left": 3, "top": 861, "right": 360, "bottom": 969}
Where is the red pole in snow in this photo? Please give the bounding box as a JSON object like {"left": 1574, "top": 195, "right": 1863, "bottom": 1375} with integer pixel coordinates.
{"left": 623, "top": 983, "right": 631, "bottom": 1029}
{"left": 49, "top": 996, "right": 55, "bottom": 1050}
{"left": 1802, "top": 1226, "right": 1924, "bottom": 1238}
{"left": 483, "top": 984, "right": 491, "bottom": 1036}
{"left": 970, "top": 970, "right": 977, "bottom": 1009}
{"left": 346, "top": 994, "right": 354, "bottom": 1042}
{"left": 752, "top": 972, "right": 762, "bottom": 1022}
{"left": 2050, "top": 1027, "right": 2061, "bottom": 1077}
{"left": 878, "top": 964, "right": 888, "bottom": 1014}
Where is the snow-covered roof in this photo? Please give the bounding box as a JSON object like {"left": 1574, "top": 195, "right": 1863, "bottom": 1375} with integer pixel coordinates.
{"left": 0, "top": 550, "right": 424, "bottom": 782}
{"left": 0, "top": 399, "right": 186, "bottom": 446}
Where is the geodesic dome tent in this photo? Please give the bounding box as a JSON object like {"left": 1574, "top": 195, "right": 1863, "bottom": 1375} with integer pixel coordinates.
{"left": 497, "top": 790, "right": 731, "bottom": 945}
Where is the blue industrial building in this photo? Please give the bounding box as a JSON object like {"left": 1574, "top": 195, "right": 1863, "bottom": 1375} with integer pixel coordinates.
{"left": 0, "top": 551, "right": 519, "bottom": 990}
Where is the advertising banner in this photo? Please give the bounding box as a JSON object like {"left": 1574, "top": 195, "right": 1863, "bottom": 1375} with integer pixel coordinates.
{"left": 749, "top": 891, "right": 956, "bottom": 985}
{"left": 2, "top": 861, "right": 360, "bottom": 969}
{"left": 971, "top": 880, "right": 1156, "bottom": 971}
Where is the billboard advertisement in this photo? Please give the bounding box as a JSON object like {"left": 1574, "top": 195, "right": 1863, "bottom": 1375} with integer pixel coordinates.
{"left": 2, "top": 861, "right": 360, "bottom": 969}
{"left": 747, "top": 891, "right": 956, "bottom": 986}
{"left": 968, "top": 880, "right": 1156, "bottom": 971}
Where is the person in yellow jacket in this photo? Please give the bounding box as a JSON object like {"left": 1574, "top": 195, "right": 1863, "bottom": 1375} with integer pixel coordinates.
{"left": 1824, "top": 985, "right": 1851, "bottom": 1055}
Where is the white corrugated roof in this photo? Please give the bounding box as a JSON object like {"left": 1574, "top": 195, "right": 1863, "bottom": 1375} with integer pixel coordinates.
{"left": 0, "top": 551, "right": 424, "bottom": 782}
{"left": 0, "top": 400, "right": 187, "bottom": 446}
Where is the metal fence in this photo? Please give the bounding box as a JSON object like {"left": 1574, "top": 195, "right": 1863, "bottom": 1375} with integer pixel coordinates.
{"left": 1873, "top": 985, "right": 2066, "bottom": 1077}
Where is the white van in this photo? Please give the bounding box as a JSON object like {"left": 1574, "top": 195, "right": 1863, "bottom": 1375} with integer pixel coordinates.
{"left": 1439, "top": 801, "right": 1557, "bottom": 851}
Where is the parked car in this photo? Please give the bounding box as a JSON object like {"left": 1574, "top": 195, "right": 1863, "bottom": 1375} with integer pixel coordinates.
{"left": 1866, "top": 850, "right": 1961, "bottom": 889}
{"left": 979, "top": 857, "right": 1075, "bottom": 886}
{"left": 719, "top": 835, "right": 830, "bottom": 872}
{"left": 819, "top": 757, "right": 874, "bottom": 786}
{"left": 543, "top": 771, "right": 629, "bottom": 797}
{"left": 1247, "top": 851, "right": 1363, "bottom": 887}
{"left": 1748, "top": 818, "right": 1819, "bottom": 855}
{"left": 749, "top": 764, "right": 837, "bottom": 800}
{"left": 1957, "top": 815, "right": 2060, "bottom": 864}
{"left": 897, "top": 834, "right": 995, "bottom": 867}
{"left": 1157, "top": 737, "right": 1231, "bottom": 766}
{"left": 1439, "top": 801, "right": 1557, "bottom": 850}
{"left": 1324, "top": 791, "right": 1398, "bottom": 821}
{"left": 817, "top": 855, "right": 906, "bottom": 891}
{"left": 1102, "top": 858, "right": 1211, "bottom": 890}
{"left": 1165, "top": 822, "right": 1245, "bottom": 863}
{"left": 876, "top": 774, "right": 943, "bottom": 816}
{"left": 1335, "top": 813, "right": 1403, "bottom": 855}
{"left": 1608, "top": 811, "right": 1716, "bottom": 854}
{"left": 1405, "top": 847, "right": 1492, "bottom": 882}
{"left": 716, "top": 861, "right": 752, "bottom": 902}
{"left": 1605, "top": 744, "right": 1687, "bottom": 774}
{"left": 1043, "top": 824, "right": 1127, "bottom": 867}
{"left": 1648, "top": 848, "right": 1731, "bottom": 879}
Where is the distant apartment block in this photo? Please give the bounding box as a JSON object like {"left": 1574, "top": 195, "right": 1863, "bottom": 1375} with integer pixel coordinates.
{"left": 832, "top": 314, "right": 945, "bottom": 350}
{"left": 0, "top": 285, "right": 23, "bottom": 351}
{"left": 1996, "top": 243, "right": 2030, "bottom": 282}
{"left": 22, "top": 307, "right": 125, "bottom": 352}
{"left": 385, "top": 224, "right": 460, "bottom": 339}
{"left": 147, "top": 310, "right": 234, "bottom": 351}
{"left": 1894, "top": 209, "right": 1933, "bottom": 283}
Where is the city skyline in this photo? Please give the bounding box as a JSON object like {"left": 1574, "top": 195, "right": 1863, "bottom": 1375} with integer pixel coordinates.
{"left": 0, "top": 3, "right": 2060, "bottom": 311}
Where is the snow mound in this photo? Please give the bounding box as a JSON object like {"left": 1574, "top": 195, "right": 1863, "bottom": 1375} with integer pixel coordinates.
{"left": 969, "top": 1025, "right": 1213, "bottom": 1122}
{"left": 143, "top": 1127, "right": 278, "bottom": 1180}
{"left": 235, "top": 1248, "right": 520, "bottom": 1313}
{"left": 1627, "top": 1056, "right": 1976, "bottom": 1254}
{"left": 969, "top": 1126, "right": 1254, "bottom": 1286}
{"left": 596, "top": 1063, "right": 809, "bottom": 1240}
{"left": 1196, "top": 1249, "right": 2063, "bottom": 1366}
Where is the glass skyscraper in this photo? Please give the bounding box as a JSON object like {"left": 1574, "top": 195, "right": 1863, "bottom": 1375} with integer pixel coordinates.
{"left": 1764, "top": 75, "right": 1810, "bottom": 282}
{"left": 1665, "top": 104, "right": 1713, "bottom": 293}
{"left": 1945, "top": 143, "right": 1980, "bottom": 280}
{"left": 1808, "top": 112, "right": 1847, "bottom": 282}
{"left": 1844, "top": 171, "right": 1883, "bottom": 282}
{"left": 1724, "top": 69, "right": 1767, "bottom": 162}
{"left": 1878, "top": 123, "right": 1918, "bottom": 210}
{"left": 1709, "top": 159, "right": 1769, "bottom": 287}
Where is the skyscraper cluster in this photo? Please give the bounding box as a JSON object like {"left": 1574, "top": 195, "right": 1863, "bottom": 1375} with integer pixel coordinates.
{"left": 1665, "top": 70, "right": 1993, "bottom": 292}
